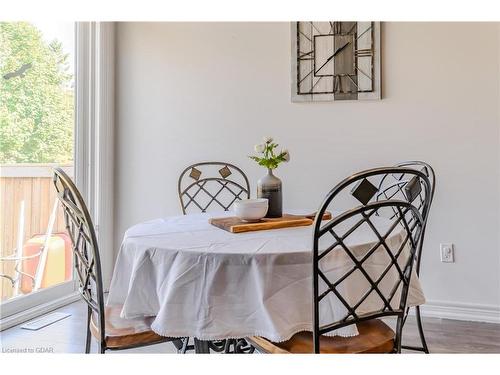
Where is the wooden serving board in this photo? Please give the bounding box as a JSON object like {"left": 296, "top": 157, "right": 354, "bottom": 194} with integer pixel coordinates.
{"left": 209, "top": 212, "right": 332, "bottom": 234}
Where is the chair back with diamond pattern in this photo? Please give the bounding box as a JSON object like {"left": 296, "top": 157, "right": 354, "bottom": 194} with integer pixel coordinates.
{"left": 178, "top": 162, "right": 250, "bottom": 214}
{"left": 376, "top": 161, "right": 435, "bottom": 274}
{"left": 53, "top": 167, "right": 106, "bottom": 346}
{"left": 376, "top": 161, "right": 435, "bottom": 218}
{"left": 311, "top": 167, "right": 431, "bottom": 353}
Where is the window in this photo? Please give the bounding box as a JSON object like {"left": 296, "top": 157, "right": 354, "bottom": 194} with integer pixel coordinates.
{"left": 1, "top": 22, "right": 76, "bottom": 304}
{"left": 0, "top": 22, "right": 114, "bottom": 328}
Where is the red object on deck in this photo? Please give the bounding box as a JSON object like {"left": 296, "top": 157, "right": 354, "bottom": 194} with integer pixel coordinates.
{"left": 20, "top": 232, "right": 72, "bottom": 294}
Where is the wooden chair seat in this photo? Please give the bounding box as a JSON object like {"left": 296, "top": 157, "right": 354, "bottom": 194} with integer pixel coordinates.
{"left": 90, "top": 305, "right": 170, "bottom": 349}
{"left": 247, "top": 319, "right": 395, "bottom": 354}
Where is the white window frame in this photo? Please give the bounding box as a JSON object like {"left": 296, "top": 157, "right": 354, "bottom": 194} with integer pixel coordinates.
{"left": 75, "top": 22, "right": 115, "bottom": 289}
{"left": 0, "top": 22, "right": 115, "bottom": 330}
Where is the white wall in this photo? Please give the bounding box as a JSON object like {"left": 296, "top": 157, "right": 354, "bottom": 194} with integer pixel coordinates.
{"left": 115, "top": 22, "right": 500, "bottom": 315}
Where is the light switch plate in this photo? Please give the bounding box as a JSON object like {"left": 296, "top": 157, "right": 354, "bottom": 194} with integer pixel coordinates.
{"left": 440, "top": 243, "right": 454, "bottom": 263}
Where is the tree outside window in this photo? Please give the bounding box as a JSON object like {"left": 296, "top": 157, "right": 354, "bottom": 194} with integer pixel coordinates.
{"left": 0, "top": 22, "right": 74, "bottom": 164}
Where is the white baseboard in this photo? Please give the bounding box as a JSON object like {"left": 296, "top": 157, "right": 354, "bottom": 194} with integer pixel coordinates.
{"left": 0, "top": 292, "right": 80, "bottom": 331}
{"left": 418, "top": 300, "right": 500, "bottom": 324}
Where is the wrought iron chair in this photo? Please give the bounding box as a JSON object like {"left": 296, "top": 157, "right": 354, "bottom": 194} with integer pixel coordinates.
{"left": 376, "top": 161, "right": 435, "bottom": 353}
{"left": 247, "top": 167, "right": 431, "bottom": 353}
{"left": 177, "top": 162, "right": 253, "bottom": 353}
{"left": 293, "top": 163, "right": 434, "bottom": 352}
{"left": 178, "top": 162, "right": 250, "bottom": 214}
{"left": 53, "top": 167, "right": 181, "bottom": 353}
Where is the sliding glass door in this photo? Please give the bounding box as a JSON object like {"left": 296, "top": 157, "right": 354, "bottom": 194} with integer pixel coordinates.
{"left": 0, "top": 22, "right": 77, "bottom": 321}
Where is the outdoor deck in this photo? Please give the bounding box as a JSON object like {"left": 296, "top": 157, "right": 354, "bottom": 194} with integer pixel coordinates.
{"left": 0, "top": 164, "right": 73, "bottom": 301}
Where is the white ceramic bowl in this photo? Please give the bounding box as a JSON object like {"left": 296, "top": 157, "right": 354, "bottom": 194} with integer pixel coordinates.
{"left": 234, "top": 199, "right": 268, "bottom": 222}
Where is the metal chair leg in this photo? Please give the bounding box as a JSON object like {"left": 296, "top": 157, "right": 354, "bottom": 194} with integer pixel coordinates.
{"left": 395, "top": 317, "right": 403, "bottom": 354}
{"left": 193, "top": 338, "right": 210, "bottom": 353}
{"left": 401, "top": 306, "right": 430, "bottom": 353}
{"left": 85, "top": 306, "right": 92, "bottom": 354}
{"left": 415, "top": 305, "right": 430, "bottom": 353}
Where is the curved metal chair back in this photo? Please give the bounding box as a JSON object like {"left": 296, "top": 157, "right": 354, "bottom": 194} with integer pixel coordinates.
{"left": 178, "top": 162, "right": 250, "bottom": 214}
{"left": 53, "top": 167, "right": 106, "bottom": 348}
{"left": 312, "top": 167, "right": 432, "bottom": 353}
{"left": 396, "top": 161, "right": 435, "bottom": 202}
{"left": 377, "top": 161, "right": 435, "bottom": 216}
{"left": 316, "top": 166, "right": 433, "bottom": 275}
{"left": 376, "top": 161, "right": 435, "bottom": 274}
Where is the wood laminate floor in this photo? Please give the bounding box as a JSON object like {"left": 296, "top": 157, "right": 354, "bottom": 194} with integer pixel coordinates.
{"left": 1, "top": 300, "right": 499, "bottom": 354}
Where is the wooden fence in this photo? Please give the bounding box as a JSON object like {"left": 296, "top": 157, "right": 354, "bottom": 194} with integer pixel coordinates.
{"left": 0, "top": 164, "right": 73, "bottom": 301}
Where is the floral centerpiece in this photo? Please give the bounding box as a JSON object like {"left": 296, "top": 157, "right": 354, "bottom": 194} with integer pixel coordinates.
{"left": 249, "top": 137, "right": 290, "bottom": 218}
{"left": 250, "top": 137, "right": 290, "bottom": 169}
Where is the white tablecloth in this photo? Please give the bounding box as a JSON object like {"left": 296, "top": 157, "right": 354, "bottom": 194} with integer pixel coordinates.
{"left": 107, "top": 210, "right": 425, "bottom": 341}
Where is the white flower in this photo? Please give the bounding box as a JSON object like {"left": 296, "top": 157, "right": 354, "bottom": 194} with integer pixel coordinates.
{"left": 263, "top": 136, "right": 273, "bottom": 144}
{"left": 282, "top": 149, "right": 290, "bottom": 162}
{"left": 254, "top": 143, "right": 265, "bottom": 153}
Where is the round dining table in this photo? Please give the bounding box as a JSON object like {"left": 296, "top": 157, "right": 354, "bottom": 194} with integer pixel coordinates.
{"left": 107, "top": 210, "right": 426, "bottom": 353}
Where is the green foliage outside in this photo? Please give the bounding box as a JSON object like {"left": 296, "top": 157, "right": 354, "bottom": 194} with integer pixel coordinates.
{"left": 0, "top": 22, "right": 74, "bottom": 164}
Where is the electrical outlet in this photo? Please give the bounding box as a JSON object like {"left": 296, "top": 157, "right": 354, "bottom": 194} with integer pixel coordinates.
{"left": 440, "top": 243, "right": 454, "bottom": 263}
